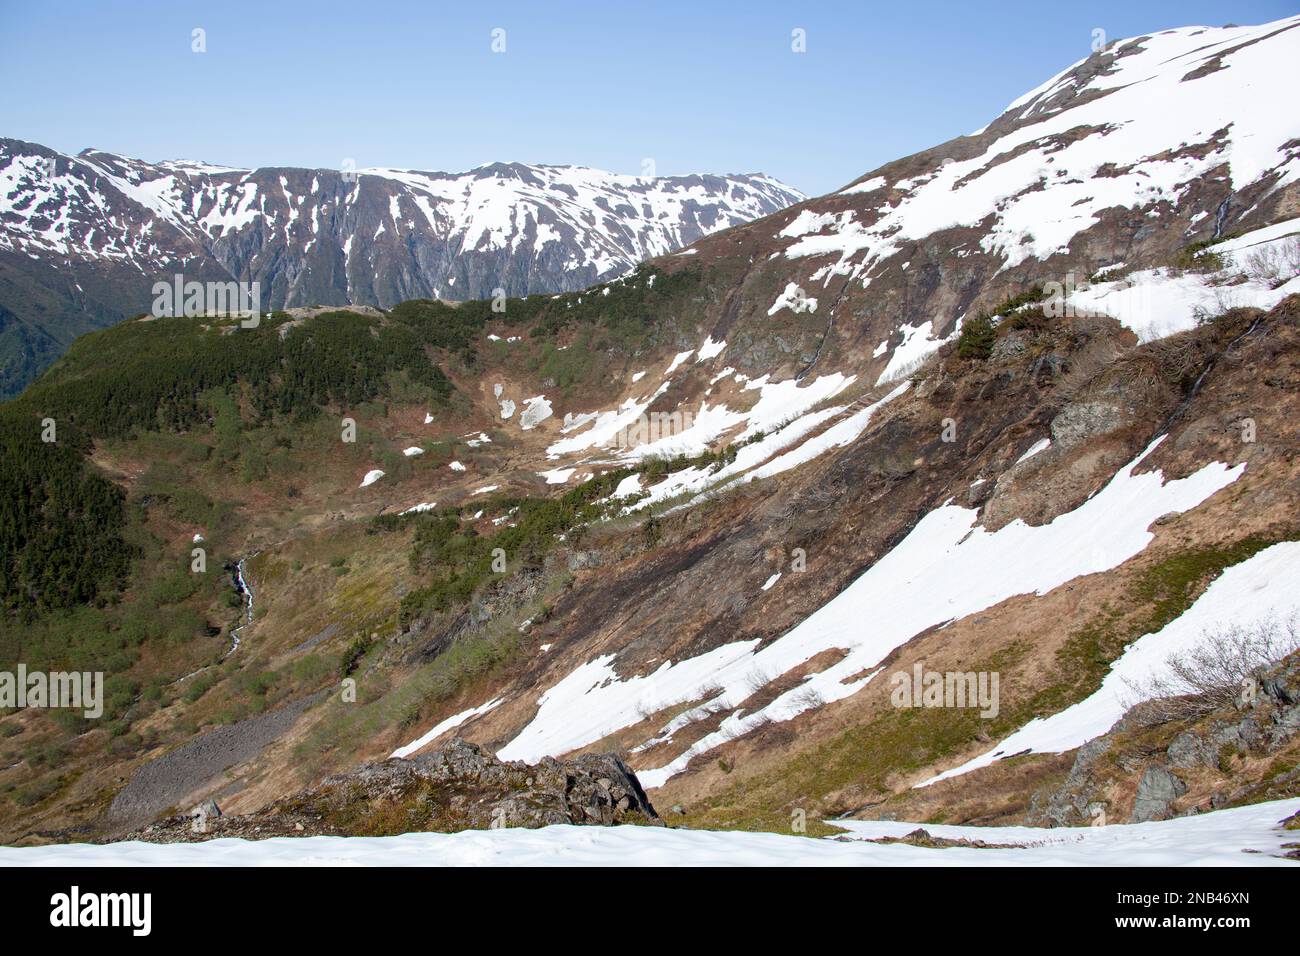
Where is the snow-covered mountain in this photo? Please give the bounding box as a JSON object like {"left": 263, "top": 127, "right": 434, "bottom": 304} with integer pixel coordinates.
{"left": 0, "top": 146, "right": 803, "bottom": 395}
{"left": 6, "top": 15, "right": 1300, "bottom": 859}
{"left": 738, "top": 15, "right": 1300, "bottom": 384}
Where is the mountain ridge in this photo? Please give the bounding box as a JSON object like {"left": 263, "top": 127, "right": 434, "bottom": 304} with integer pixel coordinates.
{"left": 0, "top": 143, "right": 804, "bottom": 396}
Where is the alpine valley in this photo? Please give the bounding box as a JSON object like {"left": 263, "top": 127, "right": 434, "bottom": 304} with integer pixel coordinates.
{"left": 2, "top": 15, "right": 1300, "bottom": 865}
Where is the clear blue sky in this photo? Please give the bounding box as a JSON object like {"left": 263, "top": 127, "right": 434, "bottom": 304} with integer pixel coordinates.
{"left": 1, "top": 0, "right": 1293, "bottom": 196}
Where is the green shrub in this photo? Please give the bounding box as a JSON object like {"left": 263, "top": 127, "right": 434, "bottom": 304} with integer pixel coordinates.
{"left": 340, "top": 635, "right": 376, "bottom": 677}
{"left": 182, "top": 672, "right": 219, "bottom": 704}
{"left": 11, "top": 775, "right": 61, "bottom": 807}
{"left": 1175, "top": 240, "right": 1226, "bottom": 273}
{"left": 956, "top": 314, "right": 997, "bottom": 360}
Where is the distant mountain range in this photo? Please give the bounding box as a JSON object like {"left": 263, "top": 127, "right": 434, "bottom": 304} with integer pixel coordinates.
{"left": 0, "top": 147, "right": 803, "bottom": 396}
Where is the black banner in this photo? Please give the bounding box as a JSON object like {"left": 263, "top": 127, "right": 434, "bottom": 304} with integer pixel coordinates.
{"left": 0, "top": 866, "right": 1279, "bottom": 942}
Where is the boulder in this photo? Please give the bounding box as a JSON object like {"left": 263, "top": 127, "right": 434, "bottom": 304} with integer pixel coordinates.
{"left": 1131, "top": 767, "right": 1187, "bottom": 823}
{"left": 1050, "top": 401, "right": 1126, "bottom": 448}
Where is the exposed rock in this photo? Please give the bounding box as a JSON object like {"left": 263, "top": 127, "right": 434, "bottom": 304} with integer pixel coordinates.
{"left": 567, "top": 550, "right": 604, "bottom": 572}
{"left": 857, "top": 826, "right": 1022, "bottom": 850}
{"left": 1132, "top": 767, "right": 1187, "bottom": 823}
{"left": 1050, "top": 401, "right": 1126, "bottom": 448}
{"left": 188, "top": 799, "right": 221, "bottom": 833}
{"left": 123, "top": 739, "right": 660, "bottom": 843}
{"left": 1030, "top": 650, "right": 1300, "bottom": 827}
{"left": 1167, "top": 730, "right": 1215, "bottom": 769}
{"left": 990, "top": 332, "right": 1030, "bottom": 362}
{"left": 1029, "top": 736, "right": 1113, "bottom": 827}
{"left": 190, "top": 799, "right": 221, "bottom": 820}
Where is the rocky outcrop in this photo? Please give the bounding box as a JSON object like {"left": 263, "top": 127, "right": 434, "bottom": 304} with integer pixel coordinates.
{"left": 1028, "top": 651, "right": 1300, "bottom": 826}
{"left": 1131, "top": 767, "right": 1189, "bottom": 823}
{"left": 124, "top": 739, "right": 660, "bottom": 842}
{"left": 1050, "top": 401, "right": 1129, "bottom": 449}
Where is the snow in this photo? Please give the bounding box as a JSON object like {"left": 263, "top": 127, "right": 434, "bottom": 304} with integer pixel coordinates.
{"left": 923, "top": 541, "right": 1300, "bottom": 786}
{"left": 606, "top": 372, "right": 859, "bottom": 467}
{"left": 767, "top": 281, "right": 818, "bottom": 316}
{"left": 471, "top": 485, "right": 499, "bottom": 496}
{"left": 22, "top": 145, "right": 790, "bottom": 278}
{"left": 613, "top": 474, "right": 642, "bottom": 498}
{"left": 519, "top": 395, "right": 553, "bottom": 430}
{"left": 390, "top": 698, "right": 504, "bottom": 759}
{"left": 400, "top": 502, "right": 438, "bottom": 515}
{"left": 1067, "top": 256, "right": 1300, "bottom": 343}
{"left": 631, "top": 371, "right": 646, "bottom": 383}
{"left": 402, "top": 446, "right": 424, "bottom": 457}
{"left": 1216, "top": 216, "right": 1300, "bottom": 252}
{"left": 762, "top": 572, "right": 782, "bottom": 591}
{"left": 500, "top": 437, "right": 1245, "bottom": 782}
{"left": 545, "top": 381, "right": 672, "bottom": 458}
{"left": 776, "top": 18, "right": 1300, "bottom": 282}
{"left": 839, "top": 175, "right": 886, "bottom": 196}
{"left": 660, "top": 385, "right": 915, "bottom": 502}
{"left": 4, "top": 798, "right": 1295, "bottom": 866}
{"left": 1015, "top": 438, "right": 1051, "bottom": 464}
{"left": 665, "top": 350, "right": 694, "bottom": 375}
{"left": 359, "top": 469, "right": 384, "bottom": 488}
{"left": 337, "top": 164, "right": 803, "bottom": 278}
{"left": 876, "top": 321, "right": 954, "bottom": 385}
{"left": 539, "top": 467, "right": 576, "bottom": 485}
{"left": 779, "top": 209, "right": 839, "bottom": 237}
{"left": 697, "top": 336, "right": 727, "bottom": 361}
{"left": 449, "top": 461, "right": 466, "bottom": 472}
{"left": 737, "top": 384, "right": 908, "bottom": 486}
{"left": 624, "top": 383, "right": 906, "bottom": 514}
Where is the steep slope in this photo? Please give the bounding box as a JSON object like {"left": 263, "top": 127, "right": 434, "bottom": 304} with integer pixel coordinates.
{"left": 673, "top": 16, "right": 1300, "bottom": 387}
{"left": 0, "top": 145, "right": 803, "bottom": 396}
{"left": 3, "top": 16, "right": 1300, "bottom": 847}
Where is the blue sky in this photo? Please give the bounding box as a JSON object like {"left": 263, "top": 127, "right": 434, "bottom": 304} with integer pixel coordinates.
{"left": 0, "top": 0, "right": 1293, "bottom": 196}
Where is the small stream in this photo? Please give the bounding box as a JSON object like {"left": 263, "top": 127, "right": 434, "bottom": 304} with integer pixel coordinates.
{"left": 171, "top": 554, "right": 257, "bottom": 684}
{"left": 224, "top": 557, "right": 256, "bottom": 659}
